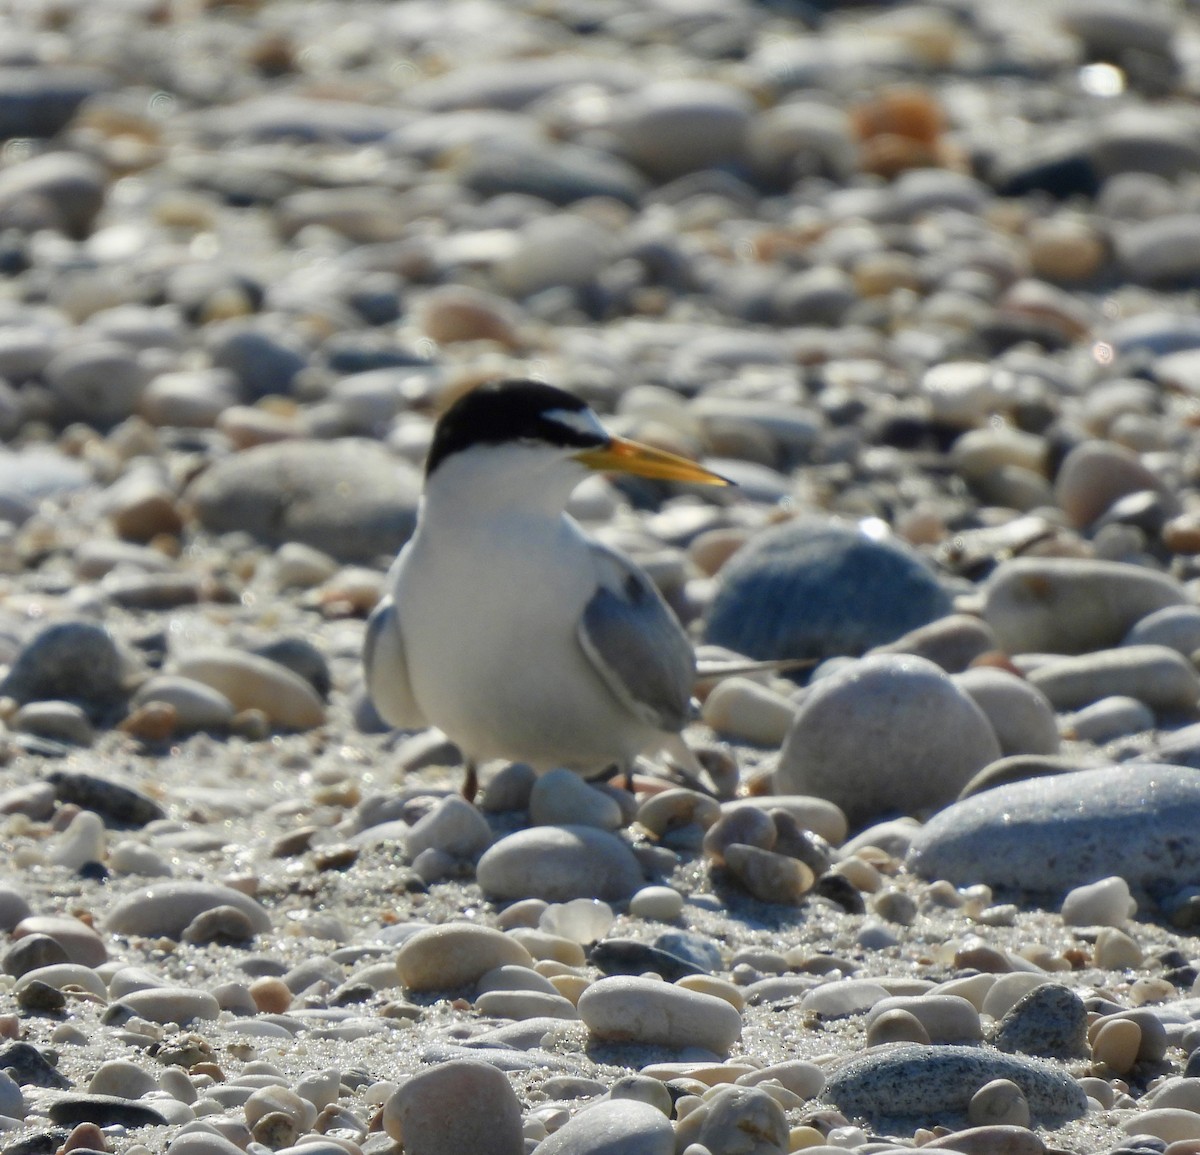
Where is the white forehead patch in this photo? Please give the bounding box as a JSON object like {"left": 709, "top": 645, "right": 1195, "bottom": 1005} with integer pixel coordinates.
{"left": 545, "top": 406, "right": 608, "bottom": 441}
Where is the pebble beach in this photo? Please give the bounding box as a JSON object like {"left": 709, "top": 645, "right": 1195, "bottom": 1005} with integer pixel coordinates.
{"left": 7, "top": 1, "right": 1200, "bottom": 1154}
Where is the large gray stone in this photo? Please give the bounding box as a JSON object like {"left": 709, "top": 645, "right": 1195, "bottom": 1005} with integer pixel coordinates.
{"left": 777, "top": 655, "right": 1001, "bottom": 826}
{"left": 824, "top": 1043, "right": 1088, "bottom": 1129}
{"left": 908, "top": 764, "right": 1200, "bottom": 900}
{"left": 185, "top": 440, "right": 419, "bottom": 563}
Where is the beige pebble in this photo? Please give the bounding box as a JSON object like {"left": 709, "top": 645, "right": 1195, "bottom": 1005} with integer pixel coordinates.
{"left": 830, "top": 855, "right": 883, "bottom": 893}
{"left": 936, "top": 973, "right": 996, "bottom": 1012}
{"left": 980, "top": 974, "right": 1050, "bottom": 1019}
{"left": 1061, "top": 875, "right": 1136, "bottom": 928}
{"left": 737, "top": 1059, "right": 825, "bottom": 1100}
{"left": 174, "top": 647, "right": 325, "bottom": 730}
{"left": 789, "top": 1124, "right": 827, "bottom": 1149}
{"left": 676, "top": 975, "right": 745, "bottom": 1012}
{"left": 131, "top": 674, "right": 235, "bottom": 733}
{"left": 61, "top": 1123, "right": 109, "bottom": 1154}
{"left": 505, "top": 928, "right": 586, "bottom": 966}
{"left": 867, "top": 994, "right": 981, "bottom": 1043}
{"left": 1091, "top": 1017, "right": 1141, "bottom": 1074}
{"left": 216, "top": 404, "right": 302, "bottom": 449}
{"left": 13, "top": 916, "right": 107, "bottom": 967}
{"left": 244, "top": 1085, "right": 316, "bottom": 1132}
{"left": 724, "top": 843, "right": 814, "bottom": 904}
{"left": 1054, "top": 439, "right": 1167, "bottom": 528}
{"left": 636, "top": 788, "right": 721, "bottom": 838}
{"left": 248, "top": 977, "right": 292, "bottom": 1014}
{"left": 473, "top": 989, "right": 578, "bottom": 1021}
{"left": 395, "top": 923, "right": 533, "bottom": 992}
{"left": 530, "top": 768, "right": 623, "bottom": 831}
{"left": 1147, "top": 1078, "right": 1200, "bottom": 1114}
{"left": 867, "top": 1008, "right": 930, "bottom": 1047}
{"left": 1130, "top": 976, "right": 1176, "bottom": 1006}
{"left": 924, "top": 1123, "right": 1044, "bottom": 1155}
{"left": 1028, "top": 216, "right": 1106, "bottom": 282}
{"left": 418, "top": 284, "right": 521, "bottom": 348}
{"left": 967, "top": 1079, "right": 1031, "bottom": 1128}
{"left": 700, "top": 676, "right": 797, "bottom": 746}
{"left": 689, "top": 528, "right": 751, "bottom": 577}
{"left": 1122, "top": 1109, "right": 1200, "bottom": 1144}
{"left": 703, "top": 805, "right": 776, "bottom": 865}
{"left": 548, "top": 974, "right": 589, "bottom": 1005}
{"left": 629, "top": 885, "right": 684, "bottom": 921}
{"left": 577, "top": 975, "right": 742, "bottom": 1055}
{"left": 1093, "top": 927, "right": 1143, "bottom": 969}
{"left": 272, "top": 542, "right": 338, "bottom": 588}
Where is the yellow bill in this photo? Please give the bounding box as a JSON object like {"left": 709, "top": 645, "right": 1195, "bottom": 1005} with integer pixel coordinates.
{"left": 575, "top": 436, "right": 731, "bottom": 486}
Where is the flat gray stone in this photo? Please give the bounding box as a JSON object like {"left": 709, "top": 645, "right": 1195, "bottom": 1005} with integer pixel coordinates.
{"left": 824, "top": 1043, "right": 1088, "bottom": 1129}
{"left": 908, "top": 764, "right": 1200, "bottom": 900}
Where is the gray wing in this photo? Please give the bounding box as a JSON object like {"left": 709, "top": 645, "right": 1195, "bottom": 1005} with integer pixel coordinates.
{"left": 363, "top": 594, "right": 427, "bottom": 729}
{"left": 577, "top": 542, "right": 695, "bottom": 733}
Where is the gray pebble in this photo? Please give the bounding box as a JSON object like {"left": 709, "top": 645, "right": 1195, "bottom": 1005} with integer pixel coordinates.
{"left": 992, "top": 983, "right": 1089, "bottom": 1059}
{"left": 985, "top": 557, "right": 1189, "bottom": 655}
{"left": 185, "top": 439, "right": 419, "bottom": 563}
{"left": 104, "top": 880, "right": 271, "bottom": 939}
{"left": 476, "top": 825, "right": 644, "bottom": 902}
{"left": 531, "top": 1099, "right": 673, "bottom": 1155}
{"left": 383, "top": 1059, "right": 524, "bottom": 1155}
{"left": 1028, "top": 644, "right": 1199, "bottom": 712}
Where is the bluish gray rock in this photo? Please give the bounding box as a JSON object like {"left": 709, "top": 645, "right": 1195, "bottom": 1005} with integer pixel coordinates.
{"left": 908, "top": 764, "right": 1200, "bottom": 900}
{"left": 704, "top": 520, "right": 953, "bottom": 661}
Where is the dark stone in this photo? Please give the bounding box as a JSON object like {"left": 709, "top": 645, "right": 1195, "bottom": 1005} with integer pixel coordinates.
{"left": 3, "top": 934, "right": 69, "bottom": 978}
{"left": 1, "top": 1129, "right": 68, "bottom": 1155}
{"left": 0, "top": 621, "right": 129, "bottom": 721}
{"left": 207, "top": 321, "right": 309, "bottom": 400}
{"left": 813, "top": 872, "right": 867, "bottom": 914}
{"left": 47, "top": 1096, "right": 167, "bottom": 1129}
{"left": 0, "top": 1042, "right": 70, "bottom": 1088}
{"left": 16, "top": 980, "right": 65, "bottom": 1015}
{"left": 0, "top": 67, "right": 111, "bottom": 138}
{"left": 460, "top": 139, "right": 646, "bottom": 208}
{"left": 588, "top": 939, "right": 704, "bottom": 981}
{"left": 250, "top": 637, "right": 331, "bottom": 700}
{"left": 46, "top": 771, "right": 164, "bottom": 828}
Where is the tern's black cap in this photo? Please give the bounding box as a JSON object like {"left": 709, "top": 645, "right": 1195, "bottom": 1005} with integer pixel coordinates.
{"left": 426, "top": 379, "right": 605, "bottom": 476}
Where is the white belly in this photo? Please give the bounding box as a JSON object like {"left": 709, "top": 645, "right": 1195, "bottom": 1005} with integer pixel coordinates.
{"left": 393, "top": 515, "right": 659, "bottom": 771}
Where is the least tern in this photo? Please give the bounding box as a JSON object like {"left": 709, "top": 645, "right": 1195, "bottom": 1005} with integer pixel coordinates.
{"left": 364, "top": 378, "right": 730, "bottom": 800}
